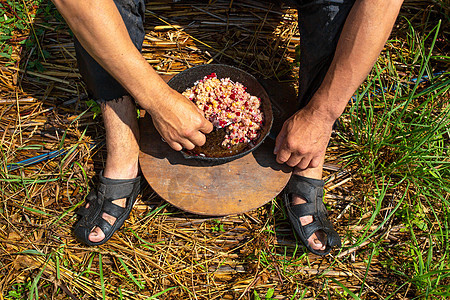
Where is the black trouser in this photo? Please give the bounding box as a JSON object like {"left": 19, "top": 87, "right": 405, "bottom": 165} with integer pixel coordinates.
{"left": 74, "top": 0, "right": 355, "bottom": 108}
{"left": 74, "top": 0, "right": 145, "bottom": 102}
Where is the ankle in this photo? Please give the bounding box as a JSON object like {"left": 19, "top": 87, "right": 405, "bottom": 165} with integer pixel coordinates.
{"left": 103, "top": 161, "right": 139, "bottom": 179}
{"left": 293, "top": 167, "right": 323, "bottom": 180}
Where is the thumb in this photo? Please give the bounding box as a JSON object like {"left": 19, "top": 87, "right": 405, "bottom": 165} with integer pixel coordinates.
{"left": 200, "top": 119, "right": 213, "bottom": 134}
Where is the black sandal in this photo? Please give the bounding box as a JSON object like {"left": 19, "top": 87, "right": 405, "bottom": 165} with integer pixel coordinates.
{"left": 283, "top": 174, "right": 341, "bottom": 255}
{"left": 73, "top": 171, "right": 141, "bottom": 246}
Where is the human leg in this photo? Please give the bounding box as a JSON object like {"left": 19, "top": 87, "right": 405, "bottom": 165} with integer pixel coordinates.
{"left": 85, "top": 96, "right": 140, "bottom": 243}
{"left": 73, "top": 0, "right": 145, "bottom": 245}
{"left": 285, "top": 0, "right": 355, "bottom": 254}
{"left": 73, "top": 96, "right": 141, "bottom": 245}
{"left": 74, "top": 0, "right": 145, "bottom": 101}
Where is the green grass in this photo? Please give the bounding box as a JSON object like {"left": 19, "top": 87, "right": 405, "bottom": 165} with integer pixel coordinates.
{"left": 1, "top": 1, "right": 449, "bottom": 299}
{"left": 335, "top": 19, "right": 450, "bottom": 299}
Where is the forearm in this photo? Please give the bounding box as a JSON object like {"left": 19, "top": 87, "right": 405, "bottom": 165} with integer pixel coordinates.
{"left": 52, "top": 0, "right": 171, "bottom": 113}
{"left": 306, "top": 0, "right": 403, "bottom": 122}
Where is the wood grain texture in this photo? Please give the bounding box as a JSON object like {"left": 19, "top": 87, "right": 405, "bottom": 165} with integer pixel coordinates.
{"left": 139, "top": 113, "right": 291, "bottom": 216}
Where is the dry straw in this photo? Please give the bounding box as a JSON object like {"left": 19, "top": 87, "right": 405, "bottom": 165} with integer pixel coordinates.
{"left": 1, "top": 0, "right": 448, "bottom": 299}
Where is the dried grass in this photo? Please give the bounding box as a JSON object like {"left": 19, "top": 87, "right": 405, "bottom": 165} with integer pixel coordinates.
{"left": 1, "top": 0, "right": 448, "bottom": 299}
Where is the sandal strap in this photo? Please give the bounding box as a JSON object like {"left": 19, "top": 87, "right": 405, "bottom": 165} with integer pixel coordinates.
{"left": 76, "top": 190, "right": 98, "bottom": 217}
{"left": 77, "top": 206, "right": 89, "bottom": 217}
{"left": 301, "top": 216, "right": 336, "bottom": 240}
{"left": 290, "top": 203, "right": 316, "bottom": 218}
{"left": 302, "top": 222, "right": 323, "bottom": 240}
{"left": 287, "top": 175, "right": 324, "bottom": 204}
{"left": 95, "top": 217, "right": 113, "bottom": 235}
{"left": 99, "top": 171, "right": 141, "bottom": 201}
{"left": 289, "top": 208, "right": 338, "bottom": 242}
{"left": 76, "top": 191, "right": 102, "bottom": 225}
{"left": 102, "top": 200, "right": 126, "bottom": 219}
{"left": 86, "top": 189, "right": 97, "bottom": 202}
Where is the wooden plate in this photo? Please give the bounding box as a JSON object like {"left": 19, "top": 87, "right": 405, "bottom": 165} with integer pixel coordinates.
{"left": 139, "top": 112, "right": 291, "bottom": 216}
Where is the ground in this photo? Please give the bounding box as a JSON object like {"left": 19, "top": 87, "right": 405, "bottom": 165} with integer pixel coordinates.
{"left": 0, "top": 1, "right": 449, "bottom": 299}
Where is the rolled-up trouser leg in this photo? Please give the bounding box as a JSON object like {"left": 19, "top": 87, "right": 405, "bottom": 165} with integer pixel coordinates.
{"left": 74, "top": 0, "right": 146, "bottom": 102}
{"left": 296, "top": 0, "right": 356, "bottom": 108}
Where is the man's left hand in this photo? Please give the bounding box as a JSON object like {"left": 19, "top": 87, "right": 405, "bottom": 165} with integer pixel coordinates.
{"left": 274, "top": 107, "right": 334, "bottom": 170}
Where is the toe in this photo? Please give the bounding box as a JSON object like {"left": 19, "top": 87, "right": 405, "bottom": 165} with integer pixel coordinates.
{"left": 316, "top": 231, "right": 327, "bottom": 250}
{"left": 89, "top": 227, "right": 105, "bottom": 243}
{"left": 86, "top": 198, "right": 126, "bottom": 244}
{"left": 88, "top": 213, "right": 117, "bottom": 243}
{"left": 307, "top": 232, "right": 326, "bottom": 251}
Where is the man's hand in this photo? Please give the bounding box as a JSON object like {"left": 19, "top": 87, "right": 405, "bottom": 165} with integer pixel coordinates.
{"left": 272, "top": 0, "right": 403, "bottom": 171}
{"left": 150, "top": 88, "right": 213, "bottom": 151}
{"left": 274, "top": 107, "right": 334, "bottom": 170}
{"left": 51, "top": 0, "right": 212, "bottom": 152}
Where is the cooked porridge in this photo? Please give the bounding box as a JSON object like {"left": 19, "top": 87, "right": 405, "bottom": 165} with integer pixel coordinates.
{"left": 182, "top": 73, "right": 264, "bottom": 148}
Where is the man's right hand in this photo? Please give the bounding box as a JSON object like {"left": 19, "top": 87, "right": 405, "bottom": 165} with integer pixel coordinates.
{"left": 51, "top": 0, "right": 212, "bottom": 152}
{"left": 149, "top": 88, "right": 213, "bottom": 151}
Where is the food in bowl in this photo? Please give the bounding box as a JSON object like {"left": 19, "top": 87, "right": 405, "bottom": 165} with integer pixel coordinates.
{"left": 182, "top": 73, "right": 264, "bottom": 148}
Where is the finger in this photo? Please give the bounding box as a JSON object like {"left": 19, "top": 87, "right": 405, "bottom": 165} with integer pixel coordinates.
{"left": 200, "top": 119, "right": 213, "bottom": 134}
{"left": 308, "top": 156, "right": 323, "bottom": 169}
{"left": 196, "top": 106, "right": 206, "bottom": 116}
{"left": 296, "top": 156, "right": 312, "bottom": 170}
{"left": 274, "top": 130, "right": 287, "bottom": 154}
{"left": 189, "top": 131, "right": 207, "bottom": 147}
{"left": 180, "top": 139, "right": 196, "bottom": 151}
{"left": 167, "top": 141, "right": 183, "bottom": 151}
{"left": 276, "top": 147, "right": 291, "bottom": 164}
{"left": 286, "top": 155, "right": 302, "bottom": 168}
